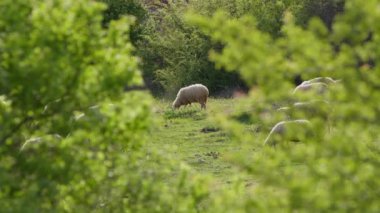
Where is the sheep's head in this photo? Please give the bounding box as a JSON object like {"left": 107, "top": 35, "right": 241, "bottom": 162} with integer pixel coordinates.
{"left": 172, "top": 100, "right": 180, "bottom": 109}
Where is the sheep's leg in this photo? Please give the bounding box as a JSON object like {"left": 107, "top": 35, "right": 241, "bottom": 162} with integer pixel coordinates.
{"left": 200, "top": 102, "right": 206, "bottom": 110}
{"left": 200, "top": 96, "right": 207, "bottom": 110}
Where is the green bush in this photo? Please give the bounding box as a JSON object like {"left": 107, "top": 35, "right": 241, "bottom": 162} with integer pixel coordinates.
{"left": 0, "top": 0, "right": 147, "bottom": 210}
{"left": 0, "top": 0, "right": 211, "bottom": 211}
{"left": 137, "top": 1, "right": 248, "bottom": 96}
{"left": 98, "top": 0, "right": 147, "bottom": 43}
{"left": 187, "top": 0, "right": 380, "bottom": 211}
{"left": 291, "top": 0, "right": 345, "bottom": 29}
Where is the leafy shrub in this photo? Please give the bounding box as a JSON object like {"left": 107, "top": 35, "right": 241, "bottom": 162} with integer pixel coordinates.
{"left": 98, "top": 0, "right": 147, "bottom": 43}
{"left": 137, "top": 1, "right": 247, "bottom": 96}
{"left": 0, "top": 0, "right": 211, "bottom": 211}
{"left": 291, "top": 0, "right": 345, "bottom": 29}
{"left": 187, "top": 0, "right": 380, "bottom": 211}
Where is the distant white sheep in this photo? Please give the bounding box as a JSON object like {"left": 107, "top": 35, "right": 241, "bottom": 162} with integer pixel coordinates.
{"left": 292, "top": 77, "right": 340, "bottom": 95}
{"left": 264, "top": 119, "right": 314, "bottom": 146}
{"left": 266, "top": 77, "right": 340, "bottom": 145}
{"left": 301, "top": 77, "right": 340, "bottom": 85}
{"left": 276, "top": 100, "right": 332, "bottom": 130}
{"left": 277, "top": 100, "right": 330, "bottom": 117}
{"left": 172, "top": 84, "right": 209, "bottom": 109}
{"left": 292, "top": 82, "right": 329, "bottom": 95}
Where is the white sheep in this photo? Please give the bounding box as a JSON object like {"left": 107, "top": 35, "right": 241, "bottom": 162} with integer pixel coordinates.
{"left": 266, "top": 77, "right": 340, "bottom": 146}
{"left": 172, "top": 84, "right": 209, "bottom": 109}
{"left": 300, "top": 77, "right": 340, "bottom": 85}
{"left": 264, "top": 119, "right": 314, "bottom": 146}
{"left": 278, "top": 101, "right": 332, "bottom": 129}
{"left": 279, "top": 100, "right": 330, "bottom": 116}
{"left": 293, "top": 77, "right": 340, "bottom": 95}
{"left": 292, "top": 82, "right": 329, "bottom": 95}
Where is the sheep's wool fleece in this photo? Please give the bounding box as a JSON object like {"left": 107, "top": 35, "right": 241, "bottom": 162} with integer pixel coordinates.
{"left": 173, "top": 84, "right": 209, "bottom": 107}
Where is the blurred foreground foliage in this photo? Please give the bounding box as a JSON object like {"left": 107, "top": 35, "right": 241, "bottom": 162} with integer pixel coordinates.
{"left": 187, "top": 0, "right": 380, "bottom": 211}
{"left": 1, "top": 0, "right": 380, "bottom": 212}
{"left": 0, "top": 0, "right": 211, "bottom": 212}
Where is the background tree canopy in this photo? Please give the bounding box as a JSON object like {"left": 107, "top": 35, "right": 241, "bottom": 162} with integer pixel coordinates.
{"left": 99, "top": 0, "right": 346, "bottom": 96}
{"left": 1, "top": 0, "right": 379, "bottom": 212}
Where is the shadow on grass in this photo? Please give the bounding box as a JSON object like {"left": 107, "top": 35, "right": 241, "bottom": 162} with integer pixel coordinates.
{"left": 200, "top": 126, "right": 220, "bottom": 133}
{"left": 164, "top": 107, "right": 207, "bottom": 120}
{"left": 231, "top": 112, "right": 252, "bottom": 124}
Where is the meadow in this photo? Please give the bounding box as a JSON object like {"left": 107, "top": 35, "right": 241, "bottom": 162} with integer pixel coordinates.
{"left": 149, "top": 98, "right": 262, "bottom": 186}
{"left": 152, "top": 99, "right": 234, "bottom": 178}
{"left": 2, "top": 0, "right": 380, "bottom": 211}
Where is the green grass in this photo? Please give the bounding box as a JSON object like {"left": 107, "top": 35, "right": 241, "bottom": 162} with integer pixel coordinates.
{"left": 150, "top": 99, "right": 236, "bottom": 181}
{"left": 149, "top": 98, "right": 244, "bottom": 182}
